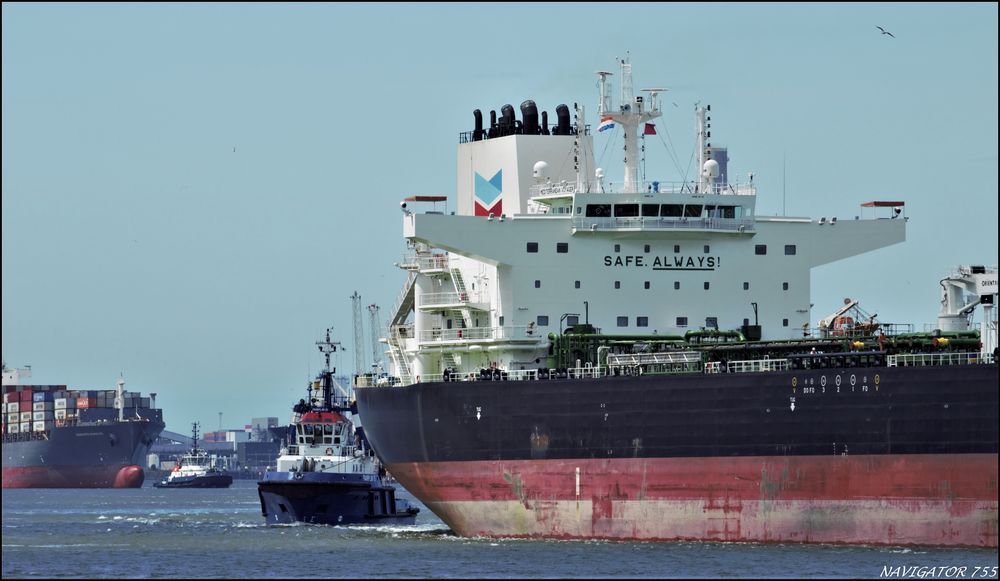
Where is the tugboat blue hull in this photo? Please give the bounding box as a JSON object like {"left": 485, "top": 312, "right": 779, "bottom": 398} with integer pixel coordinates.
{"left": 257, "top": 476, "right": 418, "bottom": 525}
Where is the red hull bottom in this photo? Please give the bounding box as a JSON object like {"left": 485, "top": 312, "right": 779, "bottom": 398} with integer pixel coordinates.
{"left": 2, "top": 464, "right": 145, "bottom": 489}
{"left": 389, "top": 454, "right": 998, "bottom": 547}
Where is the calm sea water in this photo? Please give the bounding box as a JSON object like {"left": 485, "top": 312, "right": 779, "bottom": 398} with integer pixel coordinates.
{"left": 2, "top": 480, "right": 996, "bottom": 579}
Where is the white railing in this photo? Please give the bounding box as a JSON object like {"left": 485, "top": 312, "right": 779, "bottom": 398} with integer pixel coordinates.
{"left": 390, "top": 323, "right": 415, "bottom": 338}
{"left": 418, "top": 254, "right": 449, "bottom": 271}
{"left": 417, "top": 325, "right": 533, "bottom": 343}
{"left": 887, "top": 352, "right": 995, "bottom": 367}
{"left": 528, "top": 180, "right": 757, "bottom": 198}
{"left": 607, "top": 351, "right": 702, "bottom": 367}
{"left": 726, "top": 358, "right": 789, "bottom": 373}
{"left": 419, "top": 291, "right": 486, "bottom": 307}
{"left": 406, "top": 365, "right": 604, "bottom": 385}
{"left": 573, "top": 216, "right": 754, "bottom": 232}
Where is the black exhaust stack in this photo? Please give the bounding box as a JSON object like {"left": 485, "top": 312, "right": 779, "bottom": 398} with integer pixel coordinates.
{"left": 554, "top": 104, "right": 571, "bottom": 135}
{"left": 521, "top": 100, "right": 539, "bottom": 135}
{"left": 473, "top": 109, "right": 485, "bottom": 141}
{"left": 488, "top": 110, "right": 498, "bottom": 139}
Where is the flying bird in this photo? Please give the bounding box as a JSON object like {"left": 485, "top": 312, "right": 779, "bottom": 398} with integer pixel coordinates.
{"left": 877, "top": 26, "right": 895, "bottom": 38}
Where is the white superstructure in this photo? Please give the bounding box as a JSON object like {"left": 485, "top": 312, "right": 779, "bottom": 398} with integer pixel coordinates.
{"left": 383, "top": 58, "right": 908, "bottom": 385}
{"left": 937, "top": 265, "right": 999, "bottom": 354}
{"left": 1, "top": 364, "right": 31, "bottom": 386}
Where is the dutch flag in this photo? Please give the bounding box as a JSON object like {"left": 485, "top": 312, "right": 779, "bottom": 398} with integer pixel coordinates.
{"left": 598, "top": 116, "right": 615, "bottom": 132}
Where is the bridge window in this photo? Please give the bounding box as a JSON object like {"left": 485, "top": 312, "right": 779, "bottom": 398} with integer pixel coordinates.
{"left": 586, "top": 204, "right": 611, "bottom": 217}
{"left": 755, "top": 244, "right": 767, "bottom": 255}
{"left": 557, "top": 242, "right": 568, "bottom": 253}
{"left": 614, "top": 204, "right": 639, "bottom": 217}
{"left": 676, "top": 317, "right": 688, "bottom": 327}
{"left": 637, "top": 316, "right": 649, "bottom": 327}
{"left": 527, "top": 242, "right": 538, "bottom": 253}
{"left": 617, "top": 316, "right": 628, "bottom": 327}
{"left": 720, "top": 206, "right": 737, "bottom": 219}
{"left": 661, "top": 204, "right": 683, "bottom": 218}
{"left": 642, "top": 204, "right": 659, "bottom": 217}
{"left": 683, "top": 204, "right": 703, "bottom": 218}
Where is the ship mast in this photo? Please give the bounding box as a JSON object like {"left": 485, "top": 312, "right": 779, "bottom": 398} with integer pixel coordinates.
{"left": 315, "top": 327, "right": 342, "bottom": 408}
{"left": 190, "top": 421, "right": 200, "bottom": 454}
{"left": 596, "top": 55, "right": 662, "bottom": 193}
{"left": 696, "top": 103, "right": 713, "bottom": 194}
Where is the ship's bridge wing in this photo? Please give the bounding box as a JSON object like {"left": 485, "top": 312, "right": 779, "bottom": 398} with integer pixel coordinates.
{"left": 403, "top": 212, "right": 556, "bottom": 266}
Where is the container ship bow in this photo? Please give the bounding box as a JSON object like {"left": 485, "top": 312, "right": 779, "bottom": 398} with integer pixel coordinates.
{"left": 354, "top": 58, "right": 999, "bottom": 547}
{"left": 3, "top": 368, "right": 165, "bottom": 488}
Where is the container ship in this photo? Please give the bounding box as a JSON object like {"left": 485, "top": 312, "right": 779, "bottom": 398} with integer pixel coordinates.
{"left": 353, "top": 58, "right": 999, "bottom": 547}
{"left": 2, "top": 365, "right": 165, "bottom": 488}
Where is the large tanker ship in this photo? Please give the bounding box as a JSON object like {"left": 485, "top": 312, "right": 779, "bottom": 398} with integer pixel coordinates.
{"left": 3, "top": 366, "right": 165, "bottom": 488}
{"left": 354, "top": 58, "right": 998, "bottom": 547}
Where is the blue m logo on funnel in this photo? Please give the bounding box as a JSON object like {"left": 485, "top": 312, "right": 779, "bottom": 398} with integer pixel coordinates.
{"left": 474, "top": 170, "right": 502, "bottom": 217}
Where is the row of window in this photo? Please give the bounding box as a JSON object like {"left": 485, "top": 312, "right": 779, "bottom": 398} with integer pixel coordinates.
{"left": 537, "top": 280, "right": 791, "bottom": 291}
{"left": 526, "top": 242, "right": 798, "bottom": 255}
{"left": 541, "top": 315, "right": 792, "bottom": 328}
{"left": 583, "top": 203, "right": 743, "bottom": 219}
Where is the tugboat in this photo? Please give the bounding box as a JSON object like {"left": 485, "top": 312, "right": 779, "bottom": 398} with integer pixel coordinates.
{"left": 257, "top": 329, "right": 419, "bottom": 525}
{"left": 153, "top": 422, "right": 233, "bottom": 489}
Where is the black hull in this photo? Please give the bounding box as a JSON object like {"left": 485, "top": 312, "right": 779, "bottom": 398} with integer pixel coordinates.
{"left": 257, "top": 480, "right": 418, "bottom": 525}
{"left": 153, "top": 474, "right": 233, "bottom": 488}
{"left": 356, "top": 363, "right": 999, "bottom": 463}
{"left": 3, "top": 419, "right": 165, "bottom": 488}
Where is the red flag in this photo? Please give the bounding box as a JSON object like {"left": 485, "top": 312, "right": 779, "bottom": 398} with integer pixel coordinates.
{"left": 643, "top": 123, "right": 657, "bottom": 136}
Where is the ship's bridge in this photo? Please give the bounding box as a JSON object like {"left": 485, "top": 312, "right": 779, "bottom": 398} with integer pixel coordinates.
{"left": 525, "top": 180, "right": 758, "bottom": 235}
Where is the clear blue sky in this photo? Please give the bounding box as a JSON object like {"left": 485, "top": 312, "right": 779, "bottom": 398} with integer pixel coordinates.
{"left": 3, "top": 3, "right": 997, "bottom": 432}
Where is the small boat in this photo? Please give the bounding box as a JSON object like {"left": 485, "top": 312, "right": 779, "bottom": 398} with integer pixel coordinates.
{"left": 153, "top": 422, "right": 233, "bottom": 489}
{"left": 257, "top": 329, "right": 419, "bottom": 525}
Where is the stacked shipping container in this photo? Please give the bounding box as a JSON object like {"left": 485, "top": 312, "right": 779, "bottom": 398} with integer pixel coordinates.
{"left": 2, "top": 385, "right": 151, "bottom": 435}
